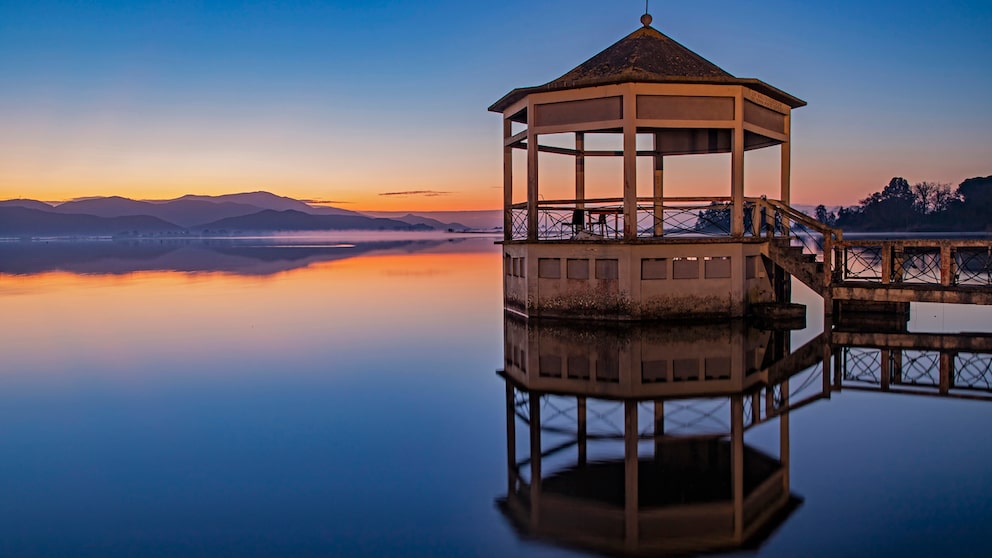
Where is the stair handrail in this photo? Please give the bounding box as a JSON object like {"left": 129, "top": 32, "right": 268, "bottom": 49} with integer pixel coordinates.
{"left": 759, "top": 198, "right": 844, "bottom": 298}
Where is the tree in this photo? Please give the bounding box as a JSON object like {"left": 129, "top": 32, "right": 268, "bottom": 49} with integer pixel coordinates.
{"left": 911, "top": 181, "right": 956, "bottom": 214}
{"left": 814, "top": 204, "right": 836, "bottom": 226}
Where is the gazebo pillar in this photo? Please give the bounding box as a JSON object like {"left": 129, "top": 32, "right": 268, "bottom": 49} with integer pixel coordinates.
{"left": 653, "top": 133, "right": 664, "bottom": 237}
{"left": 527, "top": 125, "right": 539, "bottom": 241}
{"left": 624, "top": 400, "right": 639, "bottom": 545}
{"left": 731, "top": 394, "right": 745, "bottom": 539}
{"left": 623, "top": 95, "right": 638, "bottom": 240}
{"left": 731, "top": 106, "right": 745, "bottom": 236}
{"left": 503, "top": 117, "right": 513, "bottom": 241}
{"left": 575, "top": 132, "right": 586, "bottom": 209}
{"left": 781, "top": 113, "right": 792, "bottom": 205}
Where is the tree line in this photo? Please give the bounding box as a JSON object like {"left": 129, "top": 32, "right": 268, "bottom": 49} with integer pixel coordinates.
{"left": 815, "top": 175, "right": 992, "bottom": 232}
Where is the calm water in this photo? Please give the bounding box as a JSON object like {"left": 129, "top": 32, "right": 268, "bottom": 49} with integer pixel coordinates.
{"left": 1, "top": 234, "right": 992, "bottom": 557}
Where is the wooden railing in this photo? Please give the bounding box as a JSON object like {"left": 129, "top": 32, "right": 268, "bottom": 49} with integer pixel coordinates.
{"left": 834, "top": 240, "right": 992, "bottom": 287}
{"left": 504, "top": 197, "right": 992, "bottom": 289}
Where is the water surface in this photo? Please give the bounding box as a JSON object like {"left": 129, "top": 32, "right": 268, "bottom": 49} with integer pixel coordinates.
{"left": 1, "top": 235, "right": 991, "bottom": 557}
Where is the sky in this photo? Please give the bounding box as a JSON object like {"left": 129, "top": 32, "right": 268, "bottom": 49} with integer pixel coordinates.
{"left": 1, "top": 0, "right": 990, "bottom": 211}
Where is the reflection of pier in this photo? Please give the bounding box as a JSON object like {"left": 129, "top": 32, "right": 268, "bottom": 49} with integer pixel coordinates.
{"left": 496, "top": 316, "right": 992, "bottom": 556}
{"left": 831, "top": 331, "right": 992, "bottom": 401}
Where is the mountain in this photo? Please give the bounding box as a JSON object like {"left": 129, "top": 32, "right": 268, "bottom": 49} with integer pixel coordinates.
{"left": 364, "top": 210, "right": 503, "bottom": 230}
{"left": 392, "top": 213, "right": 469, "bottom": 231}
{"left": 172, "top": 191, "right": 359, "bottom": 216}
{"left": 0, "top": 206, "right": 186, "bottom": 237}
{"left": 0, "top": 199, "right": 56, "bottom": 211}
{"left": 56, "top": 197, "right": 274, "bottom": 227}
{"left": 194, "top": 209, "right": 432, "bottom": 232}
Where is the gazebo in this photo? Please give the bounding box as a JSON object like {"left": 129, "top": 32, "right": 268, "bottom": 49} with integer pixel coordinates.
{"left": 490, "top": 13, "right": 808, "bottom": 320}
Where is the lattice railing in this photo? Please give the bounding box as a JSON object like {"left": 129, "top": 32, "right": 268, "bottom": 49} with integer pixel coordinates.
{"left": 505, "top": 197, "right": 779, "bottom": 241}
{"left": 836, "top": 241, "right": 992, "bottom": 286}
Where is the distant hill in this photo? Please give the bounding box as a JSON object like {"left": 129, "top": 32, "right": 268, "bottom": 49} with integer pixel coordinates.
{"left": 0, "top": 206, "right": 186, "bottom": 237}
{"left": 364, "top": 210, "right": 502, "bottom": 230}
{"left": 0, "top": 191, "right": 479, "bottom": 235}
{"left": 171, "top": 191, "right": 359, "bottom": 217}
{"left": 194, "top": 209, "right": 432, "bottom": 232}
{"left": 0, "top": 199, "right": 55, "bottom": 211}
{"left": 391, "top": 213, "right": 469, "bottom": 231}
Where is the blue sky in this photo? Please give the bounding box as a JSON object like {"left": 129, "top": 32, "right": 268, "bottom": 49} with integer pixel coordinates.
{"left": 1, "top": 0, "right": 990, "bottom": 208}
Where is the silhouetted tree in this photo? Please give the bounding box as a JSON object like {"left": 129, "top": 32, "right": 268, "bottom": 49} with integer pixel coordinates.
{"left": 814, "top": 204, "right": 837, "bottom": 226}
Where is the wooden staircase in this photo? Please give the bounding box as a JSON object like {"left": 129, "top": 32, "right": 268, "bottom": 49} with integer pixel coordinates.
{"left": 767, "top": 237, "right": 826, "bottom": 297}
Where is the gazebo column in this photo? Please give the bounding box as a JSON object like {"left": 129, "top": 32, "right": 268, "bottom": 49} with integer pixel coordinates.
{"left": 731, "top": 394, "right": 745, "bottom": 539}
{"left": 623, "top": 96, "right": 637, "bottom": 240}
{"left": 731, "top": 117, "right": 745, "bottom": 236}
{"left": 527, "top": 125, "right": 539, "bottom": 241}
{"left": 503, "top": 117, "right": 513, "bottom": 241}
{"left": 505, "top": 382, "right": 517, "bottom": 495}
{"left": 529, "top": 392, "right": 542, "bottom": 526}
{"left": 781, "top": 113, "right": 791, "bottom": 205}
{"left": 575, "top": 132, "right": 586, "bottom": 207}
{"left": 624, "top": 400, "right": 639, "bottom": 546}
{"left": 780, "top": 379, "right": 790, "bottom": 494}
{"left": 653, "top": 133, "right": 664, "bottom": 237}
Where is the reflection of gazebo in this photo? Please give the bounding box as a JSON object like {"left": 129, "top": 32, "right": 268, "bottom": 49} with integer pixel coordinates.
{"left": 497, "top": 316, "right": 830, "bottom": 556}
{"left": 491, "top": 13, "right": 810, "bottom": 320}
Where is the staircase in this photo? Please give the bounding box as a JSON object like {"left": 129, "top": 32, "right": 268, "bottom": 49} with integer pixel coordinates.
{"left": 767, "top": 237, "right": 826, "bottom": 297}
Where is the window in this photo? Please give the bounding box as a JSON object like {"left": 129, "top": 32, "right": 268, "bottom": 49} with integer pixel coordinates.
{"left": 704, "top": 256, "right": 731, "bottom": 279}
{"left": 641, "top": 258, "right": 667, "bottom": 280}
{"left": 596, "top": 259, "right": 619, "bottom": 280}
{"left": 538, "top": 258, "right": 561, "bottom": 279}
{"left": 672, "top": 257, "right": 699, "bottom": 279}
{"left": 566, "top": 258, "right": 589, "bottom": 279}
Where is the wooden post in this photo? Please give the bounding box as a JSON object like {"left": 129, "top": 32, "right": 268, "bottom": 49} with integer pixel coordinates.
{"left": 781, "top": 113, "right": 791, "bottom": 206}
{"left": 823, "top": 235, "right": 833, "bottom": 316}
{"left": 624, "top": 401, "right": 639, "bottom": 546}
{"left": 529, "top": 392, "right": 542, "bottom": 526}
{"left": 881, "top": 244, "right": 892, "bottom": 285}
{"left": 880, "top": 349, "right": 892, "bottom": 390}
{"left": 833, "top": 347, "right": 844, "bottom": 391}
{"left": 653, "top": 399, "right": 664, "bottom": 457}
{"left": 780, "top": 380, "right": 790, "bottom": 494}
{"left": 939, "top": 352, "right": 954, "bottom": 394}
{"left": 503, "top": 117, "right": 514, "bottom": 241}
{"left": 623, "top": 93, "right": 638, "bottom": 240}
{"left": 653, "top": 133, "right": 664, "bottom": 237}
{"left": 575, "top": 132, "right": 586, "bottom": 209}
{"left": 940, "top": 245, "right": 954, "bottom": 286}
{"left": 731, "top": 96, "right": 745, "bottom": 236}
{"left": 526, "top": 119, "right": 539, "bottom": 241}
{"left": 577, "top": 396, "right": 587, "bottom": 465}
{"left": 731, "top": 395, "right": 745, "bottom": 539}
{"left": 505, "top": 382, "right": 517, "bottom": 493}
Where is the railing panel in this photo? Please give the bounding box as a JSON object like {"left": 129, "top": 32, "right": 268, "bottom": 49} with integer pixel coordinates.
{"left": 956, "top": 248, "right": 992, "bottom": 286}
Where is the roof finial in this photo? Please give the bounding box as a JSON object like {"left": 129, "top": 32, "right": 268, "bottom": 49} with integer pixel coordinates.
{"left": 640, "top": 1, "right": 653, "bottom": 27}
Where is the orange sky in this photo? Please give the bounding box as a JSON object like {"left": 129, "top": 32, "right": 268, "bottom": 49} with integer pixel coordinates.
{"left": 1, "top": 3, "right": 989, "bottom": 211}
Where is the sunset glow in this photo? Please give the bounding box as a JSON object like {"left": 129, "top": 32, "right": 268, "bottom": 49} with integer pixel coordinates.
{"left": 1, "top": 1, "right": 990, "bottom": 210}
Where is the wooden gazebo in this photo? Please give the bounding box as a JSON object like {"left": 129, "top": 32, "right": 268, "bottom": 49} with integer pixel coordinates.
{"left": 490, "top": 13, "right": 808, "bottom": 320}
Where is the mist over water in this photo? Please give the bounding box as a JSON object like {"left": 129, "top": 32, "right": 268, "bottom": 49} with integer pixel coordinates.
{"left": 1, "top": 235, "right": 991, "bottom": 557}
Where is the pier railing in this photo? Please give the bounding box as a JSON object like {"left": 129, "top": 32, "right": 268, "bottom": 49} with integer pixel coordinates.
{"left": 505, "top": 197, "right": 992, "bottom": 289}
{"left": 834, "top": 240, "right": 992, "bottom": 287}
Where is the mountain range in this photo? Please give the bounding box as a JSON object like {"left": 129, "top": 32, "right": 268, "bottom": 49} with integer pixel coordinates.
{"left": 0, "top": 191, "right": 480, "bottom": 237}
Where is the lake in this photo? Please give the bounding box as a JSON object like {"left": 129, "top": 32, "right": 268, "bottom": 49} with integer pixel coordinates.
{"left": 1, "top": 234, "right": 991, "bottom": 557}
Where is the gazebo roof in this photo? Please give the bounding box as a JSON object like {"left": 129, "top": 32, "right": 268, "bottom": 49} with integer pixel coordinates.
{"left": 489, "top": 23, "right": 806, "bottom": 113}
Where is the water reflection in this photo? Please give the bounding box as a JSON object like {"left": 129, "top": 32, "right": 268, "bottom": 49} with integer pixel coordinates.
{"left": 497, "top": 315, "right": 992, "bottom": 556}
{"left": 0, "top": 235, "right": 482, "bottom": 276}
